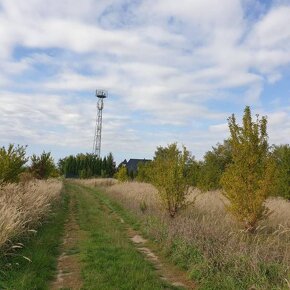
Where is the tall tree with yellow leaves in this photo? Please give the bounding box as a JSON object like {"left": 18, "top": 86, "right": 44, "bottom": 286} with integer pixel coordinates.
{"left": 220, "top": 106, "right": 276, "bottom": 232}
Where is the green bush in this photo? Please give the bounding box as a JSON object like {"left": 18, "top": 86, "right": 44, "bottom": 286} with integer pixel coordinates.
{"left": 197, "top": 140, "right": 232, "bottom": 191}
{"left": 29, "top": 151, "right": 58, "bottom": 179}
{"left": 136, "top": 162, "right": 152, "bottom": 182}
{"left": 0, "top": 144, "right": 28, "bottom": 184}
{"left": 150, "top": 143, "right": 193, "bottom": 217}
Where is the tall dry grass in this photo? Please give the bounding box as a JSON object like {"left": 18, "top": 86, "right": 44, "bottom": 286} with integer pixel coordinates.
{"left": 73, "top": 178, "right": 118, "bottom": 188}
{"left": 0, "top": 179, "right": 62, "bottom": 252}
{"left": 83, "top": 179, "right": 290, "bottom": 289}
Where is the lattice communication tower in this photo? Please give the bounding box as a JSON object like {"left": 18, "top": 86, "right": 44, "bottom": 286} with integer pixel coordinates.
{"left": 93, "top": 89, "right": 107, "bottom": 157}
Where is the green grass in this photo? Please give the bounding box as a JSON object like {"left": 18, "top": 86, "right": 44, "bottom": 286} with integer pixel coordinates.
{"left": 0, "top": 191, "right": 69, "bottom": 290}
{"left": 66, "top": 182, "right": 180, "bottom": 290}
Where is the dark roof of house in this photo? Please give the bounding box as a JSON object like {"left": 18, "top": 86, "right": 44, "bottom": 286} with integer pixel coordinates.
{"left": 119, "top": 159, "right": 127, "bottom": 166}
{"left": 123, "top": 158, "right": 151, "bottom": 173}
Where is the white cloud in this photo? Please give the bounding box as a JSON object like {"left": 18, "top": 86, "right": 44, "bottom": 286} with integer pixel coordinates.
{"left": 209, "top": 123, "right": 228, "bottom": 134}
{"left": 267, "top": 109, "right": 290, "bottom": 145}
{"left": 248, "top": 6, "right": 290, "bottom": 49}
{"left": 0, "top": 0, "right": 289, "bottom": 161}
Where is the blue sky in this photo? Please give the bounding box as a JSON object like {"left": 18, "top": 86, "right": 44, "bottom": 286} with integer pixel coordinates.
{"left": 0, "top": 0, "right": 289, "bottom": 164}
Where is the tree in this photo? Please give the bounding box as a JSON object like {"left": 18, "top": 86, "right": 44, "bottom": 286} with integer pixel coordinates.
{"left": 198, "top": 140, "right": 232, "bottom": 191}
{"left": 272, "top": 144, "right": 290, "bottom": 200}
{"left": 150, "top": 143, "right": 193, "bottom": 217}
{"left": 105, "top": 153, "right": 116, "bottom": 177}
{"left": 64, "top": 155, "right": 78, "bottom": 178}
{"left": 58, "top": 153, "right": 116, "bottom": 179}
{"left": 186, "top": 159, "right": 201, "bottom": 187}
{"left": 0, "top": 144, "right": 28, "bottom": 184}
{"left": 29, "top": 151, "right": 58, "bottom": 179}
{"left": 101, "top": 156, "right": 107, "bottom": 177}
{"left": 58, "top": 158, "right": 66, "bottom": 175}
{"left": 115, "top": 166, "right": 129, "bottom": 182}
{"left": 220, "top": 106, "right": 276, "bottom": 232}
{"left": 136, "top": 162, "right": 152, "bottom": 182}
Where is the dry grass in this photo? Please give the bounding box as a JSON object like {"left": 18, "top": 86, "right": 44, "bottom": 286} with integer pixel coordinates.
{"left": 73, "top": 178, "right": 118, "bottom": 188}
{"left": 86, "top": 180, "right": 290, "bottom": 289}
{"left": 0, "top": 179, "right": 62, "bottom": 252}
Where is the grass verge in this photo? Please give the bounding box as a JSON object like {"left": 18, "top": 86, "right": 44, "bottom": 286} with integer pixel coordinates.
{"left": 0, "top": 190, "right": 69, "bottom": 290}
{"left": 66, "top": 182, "right": 180, "bottom": 290}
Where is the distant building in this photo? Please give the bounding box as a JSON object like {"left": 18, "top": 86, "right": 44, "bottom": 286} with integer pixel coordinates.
{"left": 119, "top": 158, "right": 151, "bottom": 175}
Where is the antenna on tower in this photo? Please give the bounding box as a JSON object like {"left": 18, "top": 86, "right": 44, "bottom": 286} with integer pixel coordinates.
{"left": 93, "top": 89, "right": 107, "bottom": 157}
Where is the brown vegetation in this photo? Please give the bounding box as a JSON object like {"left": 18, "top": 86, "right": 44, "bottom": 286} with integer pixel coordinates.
{"left": 0, "top": 179, "right": 62, "bottom": 251}
{"left": 74, "top": 177, "right": 118, "bottom": 188}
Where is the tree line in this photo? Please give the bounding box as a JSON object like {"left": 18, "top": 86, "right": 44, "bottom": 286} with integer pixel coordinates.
{"left": 58, "top": 153, "right": 116, "bottom": 178}
{"left": 115, "top": 106, "right": 289, "bottom": 232}
{"left": 0, "top": 146, "right": 59, "bottom": 184}
{"left": 0, "top": 147, "right": 116, "bottom": 185}
{"left": 118, "top": 136, "right": 289, "bottom": 202}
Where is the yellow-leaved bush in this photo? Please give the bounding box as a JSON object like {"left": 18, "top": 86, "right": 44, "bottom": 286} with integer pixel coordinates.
{"left": 220, "top": 106, "right": 276, "bottom": 232}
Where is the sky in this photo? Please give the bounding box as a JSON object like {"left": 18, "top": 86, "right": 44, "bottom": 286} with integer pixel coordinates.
{"left": 0, "top": 0, "right": 290, "bottom": 164}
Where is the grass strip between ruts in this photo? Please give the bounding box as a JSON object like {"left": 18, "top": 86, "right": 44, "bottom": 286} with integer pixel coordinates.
{"left": 67, "top": 182, "right": 181, "bottom": 290}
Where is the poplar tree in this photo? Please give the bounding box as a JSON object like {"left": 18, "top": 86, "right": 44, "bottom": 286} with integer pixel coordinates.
{"left": 220, "top": 106, "right": 276, "bottom": 232}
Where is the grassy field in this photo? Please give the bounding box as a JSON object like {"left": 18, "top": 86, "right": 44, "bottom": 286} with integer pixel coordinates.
{"left": 80, "top": 179, "right": 290, "bottom": 290}
{"left": 1, "top": 179, "right": 289, "bottom": 289}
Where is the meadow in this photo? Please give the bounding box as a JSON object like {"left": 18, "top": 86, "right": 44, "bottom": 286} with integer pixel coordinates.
{"left": 1, "top": 175, "right": 289, "bottom": 289}
{"left": 0, "top": 106, "right": 289, "bottom": 289}
{"left": 80, "top": 178, "right": 290, "bottom": 290}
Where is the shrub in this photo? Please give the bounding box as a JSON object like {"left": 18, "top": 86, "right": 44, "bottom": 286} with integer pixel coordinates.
{"left": 79, "top": 168, "right": 93, "bottom": 179}
{"left": 150, "top": 143, "right": 193, "bottom": 217}
{"left": 197, "top": 140, "right": 232, "bottom": 191}
{"left": 136, "top": 162, "right": 152, "bottom": 182}
{"left": 220, "top": 106, "right": 276, "bottom": 232}
{"left": 0, "top": 144, "right": 28, "bottom": 185}
{"left": 186, "top": 159, "right": 200, "bottom": 187}
{"left": 115, "top": 166, "right": 129, "bottom": 182}
{"left": 29, "top": 151, "right": 58, "bottom": 179}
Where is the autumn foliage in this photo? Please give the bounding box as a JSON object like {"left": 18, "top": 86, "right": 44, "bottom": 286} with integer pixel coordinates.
{"left": 220, "top": 106, "right": 276, "bottom": 232}
{"left": 115, "top": 166, "right": 129, "bottom": 182}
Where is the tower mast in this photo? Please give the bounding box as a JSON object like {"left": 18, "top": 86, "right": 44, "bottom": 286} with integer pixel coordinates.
{"left": 93, "top": 89, "right": 107, "bottom": 157}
